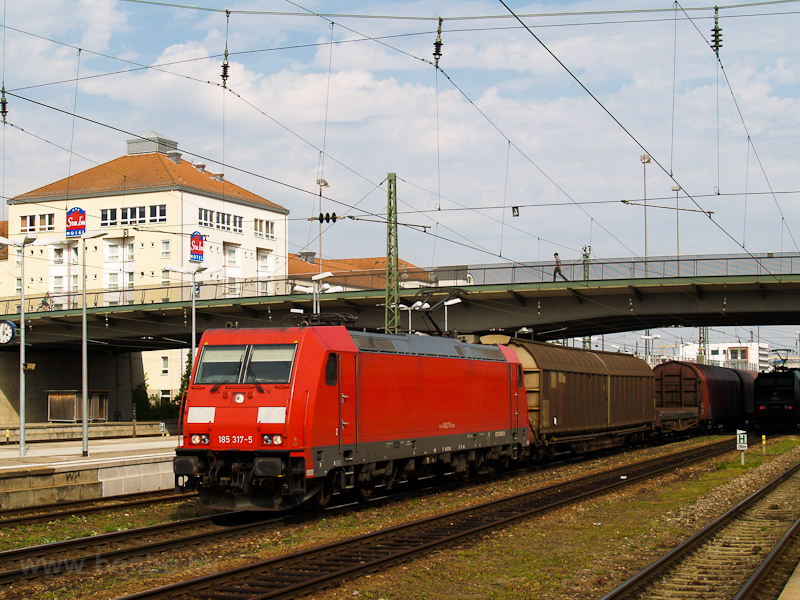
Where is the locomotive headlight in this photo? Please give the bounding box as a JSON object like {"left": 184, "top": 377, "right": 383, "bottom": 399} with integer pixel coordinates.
{"left": 191, "top": 434, "right": 201, "bottom": 445}
{"left": 233, "top": 393, "right": 245, "bottom": 404}
{"left": 262, "top": 434, "right": 283, "bottom": 446}
{"left": 262, "top": 434, "right": 272, "bottom": 445}
{"left": 201, "top": 434, "right": 210, "bottom": 444}
{"left": 272, "top": 434, "right": 283, "bottom": 445}
{"left": 190, "top": 434, "right": 210, "bottom": 445}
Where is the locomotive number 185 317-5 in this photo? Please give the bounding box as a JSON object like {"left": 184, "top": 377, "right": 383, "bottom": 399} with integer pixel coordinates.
{"left": 218, "top": 435, "right": 253, "bottom": 444}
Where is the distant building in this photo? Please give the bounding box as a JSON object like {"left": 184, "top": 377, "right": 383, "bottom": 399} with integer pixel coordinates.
{"left": 2, "top": 131, "right": 289, "bottom": 309}
{"left": 0, "top": 132, "right": 289, "bottom": 424}
{"left": 665, "top": 341, "right": 769, "bottom": 372}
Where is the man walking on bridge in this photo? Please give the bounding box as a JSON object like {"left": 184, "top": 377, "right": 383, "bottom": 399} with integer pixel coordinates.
{"left": 553, "top": 253, "right": 568, "bottom": 282}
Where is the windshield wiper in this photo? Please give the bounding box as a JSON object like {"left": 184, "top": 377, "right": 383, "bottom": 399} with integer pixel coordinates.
{"left": 246, "top": 363, "right": 265, "bottom": 393}
{"left": 210, "top": 362, "right": 242, "bottom": 394}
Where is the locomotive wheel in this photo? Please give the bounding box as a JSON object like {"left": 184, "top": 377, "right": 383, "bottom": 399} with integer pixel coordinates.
{"left": 312, "top": 480, "right": 333, "bottom": 509}
{"left": 356, "top": 479, "right": 376, "bottom": 501}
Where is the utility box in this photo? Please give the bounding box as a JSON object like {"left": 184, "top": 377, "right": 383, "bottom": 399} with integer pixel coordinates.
{"left": 47, "top": 390, "right": 110, "bottom": 422}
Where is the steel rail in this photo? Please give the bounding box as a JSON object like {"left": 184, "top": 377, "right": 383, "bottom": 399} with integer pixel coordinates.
{"left": 600, "top": 459, "right": 800, "bottom": 600}
{"left": 115, "top": 440, "right": 734, "bottom": 600}
{"left": 733, "top": 514, "right": 800, "bottom": 600}
{"left": 0, "top": 490, "right": 197, "bottom": 527}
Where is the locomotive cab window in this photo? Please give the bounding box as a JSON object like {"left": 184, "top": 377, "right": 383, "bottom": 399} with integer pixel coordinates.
{"left": 194, "top": 345, "right": 248, "bottom": 384}
{"left": 325, "top": 353, "right": 338, "bottom": 385}
{"left": 245, "top": 344, "right": 297, "bottom": 384}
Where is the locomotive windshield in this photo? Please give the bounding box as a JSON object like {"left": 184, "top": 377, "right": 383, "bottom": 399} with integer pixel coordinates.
{"left": 194, "top": 345, "right": 247, "bottom": 384}
{"left": 193, "top": 343, "right": 297, "bottom": 385}
{"left": 245, "top": 344, "right": 297, "bottom": 384}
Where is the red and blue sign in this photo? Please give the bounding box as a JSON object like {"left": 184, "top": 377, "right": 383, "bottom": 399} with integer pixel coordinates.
{"left": 66, "top": 207, "right": 86, "bottom": 237}
{"left": 190, "top": 231, "right": 204, "bottom": 262}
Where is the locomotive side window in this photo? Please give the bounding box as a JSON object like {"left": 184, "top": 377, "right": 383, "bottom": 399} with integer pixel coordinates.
{"left": 325, "top": 353, "right": 338, "bottom": 385}
{"left": 246, "top": 344, "right": 297, "bottom": 384}
{"left": 194, "top": 345, "right": 247, "bottom": 384}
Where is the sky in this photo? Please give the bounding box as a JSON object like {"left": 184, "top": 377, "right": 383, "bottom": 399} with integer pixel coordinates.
{"left": 2, "top": 0, "right": 800, "bottom": 355}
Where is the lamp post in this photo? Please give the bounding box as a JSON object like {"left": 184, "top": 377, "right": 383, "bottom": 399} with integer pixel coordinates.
{"left": 640, "top": 334, "right": 661, "bottom": 366}
{"left": 165, "top": 264, "right": 220, "bottom": 361}
{"left": 672, "top": 185, "right": 681, "bottom": 275}
{"left": 316, "top": 179, "right": 329, "bottom": 275}
{"left": 640, "top": 154, "right": 651, "bottom": 274}
{"left": 78, "top": 230, "right": 107, "bottom": 457}
{"left": 443, "top": 297, "right": 462, "bottom": 332}
{"left": 0, "top": 233, "right": 60, "bottom": 456}
{"left": 311, "top": 271, "right": 333, "bottom": 314}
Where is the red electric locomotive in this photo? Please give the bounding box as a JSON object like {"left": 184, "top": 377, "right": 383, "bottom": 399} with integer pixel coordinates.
{"left": 174, "top": 326, "right": 529, "bottom": 510}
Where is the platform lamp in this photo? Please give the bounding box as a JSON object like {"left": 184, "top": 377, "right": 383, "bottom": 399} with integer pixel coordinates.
{"left": 164, "top": 264, "right": 221, "bottom": 363}
{"left": 311, "top": 271, "right": 333, "bottom": 314}
{"left": 443, "top": 297, "right": 462, "bottom": 332}
{"left": 77, "top": 230, "right": 107, "bottom": 457}
{"left": 0, "top": 233, "right": 60, "bottom": 456}
{"left": 672, "top": 185, "right": 681, "bottom": 275}
{"left": 640, "top": 154, "right": 651, "bottom": 274}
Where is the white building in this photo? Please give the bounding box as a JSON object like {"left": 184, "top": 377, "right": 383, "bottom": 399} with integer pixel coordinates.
{"left": 668, "top": 341, "right": 770, "bottom": 372}
{"left": 3, "top": 132, "right": 288, "bottom": 309}
{"left": 0, "top": 132, "right": 289, "bottom": 423}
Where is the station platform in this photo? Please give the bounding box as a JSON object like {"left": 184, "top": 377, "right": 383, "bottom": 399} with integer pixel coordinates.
{"left": 0, "top": 424, "right": 180, "bottom": 509}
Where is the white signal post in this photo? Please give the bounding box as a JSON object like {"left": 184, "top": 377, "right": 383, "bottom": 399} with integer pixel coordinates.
{"left": 736, "top": 429, "right": 748, "bottom": 465}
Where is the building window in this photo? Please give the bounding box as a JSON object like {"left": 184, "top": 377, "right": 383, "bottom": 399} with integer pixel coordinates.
{"left": 160, "top": 390, "right": 171, "bottom": 403}
{"left": 161, "top": 270, "right": 170, "bottom": 286}
{"left": 265, "top": 221, "right": 276, "bottom": 239}
{"left": 199, "top": 208, "right": 213, "bottom": 228}
{"left": 126, "top": 242, "right": 135, "bottom": 261}
{"left": 101, "top": 208, "right": 118, "bottom": 227}
{"left": 161, "top": 240, "right": 170, "bottom": 259}
{"left": 224, "top": 244, "right": 238, "bottom": 267}
{"left": 106, "top": 243, "right": 120, "bottom": 262}
{"left": 53, "top": 276, "right": 64, "bottom": 293}
{"left": 15, "top": 278, "right": 21, "bottom": 294}
{"left": 730, "top": 348, "right": 747, "bottom": 360}
{"left": 161, "top": 356, "right": 169, "bottom": 374}
{"left": 39, "top": 213, "right": 55, "bottom": 231}
{"left": 149, "top": 204, "right": 167, "bottom": 223}
{"left": 15, "top": 249, "right": 21, "bottom": 268}
{"left": 108, "top": 273, "right": 119, "bottom": 290}
{"left": 216, "top": 212, "right": 231, "bottom": 231}
{"left": 258, "top": 249, "right": 272, "bottom": 272}
{"left": 120, "top": 206, "right": 146, "bottom": 225}
{"left": 233, "top": 215, "right": 243, "bottom": 234}
{"left": 126, "top": 272, "right": 135, "bottom": 289}
{"left": 21, "top": 215, "right": 35, "bottom": 233}
{"left": 254, "top": 219, "right": 264, "bottom": 238}
{"left": 53, "top": 247, "right": 64, "bottom": 265}
{"left": 71, "top": 275, "right": 78, "bottom": 292}
{"left": 227, "top": 277, "right": 237, "bottom": 294}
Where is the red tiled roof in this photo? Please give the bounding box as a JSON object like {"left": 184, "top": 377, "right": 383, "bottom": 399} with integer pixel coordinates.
{"left": 13, "top": 153, "right": 286, "bottom": 212}
{"left": 288, "top": 253, "right": 433, "bottom": 289}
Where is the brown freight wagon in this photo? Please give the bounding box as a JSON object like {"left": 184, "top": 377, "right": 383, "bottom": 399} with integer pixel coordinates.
{"left": 653, "top": 361, "right": 755, "bottom": 432}
{"left": 482, "top": 336, "right": 654, "bottom": 457}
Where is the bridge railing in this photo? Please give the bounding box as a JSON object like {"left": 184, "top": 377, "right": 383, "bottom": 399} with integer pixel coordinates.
{"left": 465, "top": 252, "right": 800, "bottom": 285}
{"left": 5, "top": 252, "right": 800, "bottom": 316}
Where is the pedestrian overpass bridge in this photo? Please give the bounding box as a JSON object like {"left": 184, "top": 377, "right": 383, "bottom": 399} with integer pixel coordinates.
{"left": 4, "top": 252, "right": 800, "bottom": 353}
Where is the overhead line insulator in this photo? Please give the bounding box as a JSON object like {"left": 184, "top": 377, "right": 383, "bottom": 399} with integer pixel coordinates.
{"left": 711, "top": 6, "right": 723, "bottom": 58}
{"left": 433, "top": 17, "right": 443, "bottom": 68}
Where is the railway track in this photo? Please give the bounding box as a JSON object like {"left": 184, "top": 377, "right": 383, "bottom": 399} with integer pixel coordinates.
{"left": 114, "top": 439, "right": 735, "bottom": 600}
{"left": 601, "top": 459, "right": 800, "bottom": 600}
{"left": 0, "top": 489, "right": 197, "bottom": 527}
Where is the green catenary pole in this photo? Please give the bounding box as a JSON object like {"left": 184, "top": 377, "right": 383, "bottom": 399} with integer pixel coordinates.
{"left": 385, "top": 173, "right": 400, "bottom": 333}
